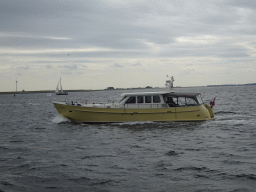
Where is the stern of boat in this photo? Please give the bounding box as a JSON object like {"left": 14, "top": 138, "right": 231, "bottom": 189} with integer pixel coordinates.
{"left": 203, "top": 104, "right": 215, "bottom": 119}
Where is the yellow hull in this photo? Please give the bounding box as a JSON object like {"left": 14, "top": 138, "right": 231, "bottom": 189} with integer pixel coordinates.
{"left": 53, "top": 103, "right": 214, "bottom": 123}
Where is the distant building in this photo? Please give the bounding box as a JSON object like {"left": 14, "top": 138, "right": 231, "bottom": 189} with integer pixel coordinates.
{"left": 106, "top": 87, "right": 114, "bottom": 90}
{"left": 145, "top": 86, "right": 152, "bottom": 88}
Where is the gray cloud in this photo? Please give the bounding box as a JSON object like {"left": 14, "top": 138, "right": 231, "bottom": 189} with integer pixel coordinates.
{"left": 0, "top": 0, "right": 256, "bottom": 91}
{"left": 112, "top": 63, "right": 123, "bottom": 68}
{"left": 11, "top": 65, "right": 30, "bottom": 70}
{"left": 45, "top": 64, "right": 53, "bottom": 69}
{"left": 59, "top": 64, "right": 78, "bottom": 70}
{"left": 133, "top": 62, "right": 142, "bottom": 66}
{"left": 1, "top": 0, "right": 255, "bottom": 54}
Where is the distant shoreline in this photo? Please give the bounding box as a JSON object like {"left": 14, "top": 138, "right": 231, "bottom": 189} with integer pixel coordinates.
{"left": 0, "top": 89, "right": 95, "bottom": 95}
{"left": 1, "top": 83, "right": 256, "bottom": 95}
{"left": 207, "top": 83, "right": 256, "bottom": 87}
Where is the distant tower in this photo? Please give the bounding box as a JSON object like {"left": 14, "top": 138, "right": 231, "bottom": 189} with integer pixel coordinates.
{"left": 16, "top": 81, "right": 18, "bottom": 92}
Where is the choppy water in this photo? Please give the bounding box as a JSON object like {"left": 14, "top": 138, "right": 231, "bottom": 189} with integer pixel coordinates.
{"left": 0, "top": 86, "right": 256, "bottom": 192}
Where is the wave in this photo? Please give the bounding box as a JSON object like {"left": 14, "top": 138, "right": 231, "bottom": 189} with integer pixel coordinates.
{"left": 0, "top": 119, "right": 28, "bottom": 123}
{"left": 0, "top": 103, "right": 23, "bottom": 106}
{"left": 173, "top": 165, "right": 256, "bottom": 180}
{"left": 28, "top": 103, "right": 40, "bottom": 106}
{"left": 215, "top": 111, "right": 238, "bottom": 115}
{"left": 215, "top": 111, "right": 255, "bottom": 118}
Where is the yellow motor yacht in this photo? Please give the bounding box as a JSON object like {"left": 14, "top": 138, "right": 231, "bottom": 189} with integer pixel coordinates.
{"left": 53, "top": 76, "right": 215, "bottom": 123}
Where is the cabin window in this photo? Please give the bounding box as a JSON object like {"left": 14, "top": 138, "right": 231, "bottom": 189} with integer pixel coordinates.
{"left": 166, "top": 97, "right": 178, "bottom": 107}
{"left": 153, "top": 95, "right": 161, "bottom": 103}
{"left": 178, "top": 97, "right": 186, "bottom": 105}
{"left": 172, "top": 97, "right": 178, "bottom": 105}
{"left": 196, "top": 95, "right": 203, "bottom": 104}
{"left": 165, "top": 95, "right": 200, "bottom": 107}
{"left": 177, "top": 97, "right": 199, "bottom": 106}
{"left": 137, "top": 96, "right": 144, "bottom": 103}
{"left": 125, "top": 96, "right": 136, "bottom": 104}
{"left": 186, "top": 97, "right": 198, "bottom": 105}
{"left": 145, "top": 96, "right": 151, "bottom": 103}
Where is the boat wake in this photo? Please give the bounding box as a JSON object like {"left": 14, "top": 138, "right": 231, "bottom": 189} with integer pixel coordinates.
{"left": 51, "top": 115, "right": 69, "bottom": 124}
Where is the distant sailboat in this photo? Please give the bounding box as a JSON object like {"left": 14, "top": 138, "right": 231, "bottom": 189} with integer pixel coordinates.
{"left": 55, "top": 78, "right": 68, "bottom": 95}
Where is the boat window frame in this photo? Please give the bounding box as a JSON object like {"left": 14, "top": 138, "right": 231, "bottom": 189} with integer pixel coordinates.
{"left": 153, "top": 95, "right": 161, "bottom": 103}
{"left": 177, "top": 97, "right": 186, "bottom": 106}
{"left": 125, "top": 96, "right": 136, "bottom": 104}
{"left": 120, "top": 96, "right": 127, "bottom": 103}
{"left": 164, "top": 94, "right": 200, "bottom": 107}
{"left": 137, "top": 96, "right": 144, "bottom": 103}
{"left": 172, "top": 97, "right": 178, "bottom": 106}
{"left": 165, "top": 96, "right": 178, "bottom": 107}
{"left": 186, "top": 97, "right": 199, "bottom": 105}
{"left": 196, "top": 94, "right": 203, "bottom": 105}
{"left": 145, "top": 95, "right": 152, "bottom": 103}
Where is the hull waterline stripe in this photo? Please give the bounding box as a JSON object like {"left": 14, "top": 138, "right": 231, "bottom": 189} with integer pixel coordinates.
{"left": 72, "top": 109, "right": 200, "bottom": 114}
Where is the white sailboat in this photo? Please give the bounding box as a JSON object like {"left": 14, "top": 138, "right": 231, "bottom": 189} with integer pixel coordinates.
{"left": 55, "top": 78, "right": 68, "bottom": 95}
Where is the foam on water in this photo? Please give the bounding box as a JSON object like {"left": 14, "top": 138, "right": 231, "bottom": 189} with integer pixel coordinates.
{"left": 51, "top": 115, "right": 69, "bottom": 123}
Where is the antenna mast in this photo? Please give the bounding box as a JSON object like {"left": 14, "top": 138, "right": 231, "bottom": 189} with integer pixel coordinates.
{"left": 166, "top": 76, "right": 175, "bottom": 92}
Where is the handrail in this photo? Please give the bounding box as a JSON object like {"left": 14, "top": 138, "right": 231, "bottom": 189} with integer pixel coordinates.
{"left": 124, "top": 103, "right": 163, "bottom": 108}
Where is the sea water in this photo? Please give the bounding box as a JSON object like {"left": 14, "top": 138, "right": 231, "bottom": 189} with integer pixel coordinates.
{"left": 0, "top": 86, "right": 256, "bottom": 192}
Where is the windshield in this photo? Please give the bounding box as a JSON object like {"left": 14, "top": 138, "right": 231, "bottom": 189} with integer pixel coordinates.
{"left": 196, "top": 94, "right": 203, "bottom": 104}
{"left": 186, "top": 97, "right": 198, "bottom": 105}
{"left": 165, "top": 95, "right": 201, "bottom": 106}
{"left": 119, "top": 96, "right": 127, "bottom": 103}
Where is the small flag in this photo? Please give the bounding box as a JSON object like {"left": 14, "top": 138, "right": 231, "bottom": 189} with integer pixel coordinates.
{"left": 47, "top": 93, "right": 52, "bottom": 97}
{"left": 210, "top": 97, "right": 216, "bottom": 108}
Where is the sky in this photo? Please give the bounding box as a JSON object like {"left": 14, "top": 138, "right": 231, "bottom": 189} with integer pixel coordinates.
{"left": 1, "top": 0, "right": 256, "bottom": 92}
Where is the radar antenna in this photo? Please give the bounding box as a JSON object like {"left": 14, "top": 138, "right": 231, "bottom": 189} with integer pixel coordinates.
{"left": 166, "top": 76, "right": 175, "bottom": 92}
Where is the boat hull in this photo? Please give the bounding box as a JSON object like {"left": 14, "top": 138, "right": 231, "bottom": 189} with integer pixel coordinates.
{"left": 53, "top": 102, "right": 214, "bottom": 123}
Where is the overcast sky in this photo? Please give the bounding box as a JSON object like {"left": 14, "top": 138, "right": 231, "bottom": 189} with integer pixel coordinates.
{"left": 1, "top": 0, "right": 256, "bottom": 91}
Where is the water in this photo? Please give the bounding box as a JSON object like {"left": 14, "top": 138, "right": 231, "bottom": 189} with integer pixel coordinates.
{"left": 0, "top": 86, "right": 256, "bottom": 192}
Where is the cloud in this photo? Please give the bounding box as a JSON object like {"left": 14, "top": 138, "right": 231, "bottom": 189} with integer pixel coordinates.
{"left": 10, "top": 65, "right": 30, "bottom": 70}
{"left": 180, "top": 65, "right": 197, "bottom": 75}
{"left": 45, "top": 64, "right": 53, "bottom": 69}
{"left": 175, "top": 35, "right": 220, "bottom": 45}
{"left": 59, "top": 64, "right": 78, "bottom": 70}
{"left": 133, "top": 62, "right": 142, "bottom": 66}
{"left": 57, "top": 63, "right": 87, "bottom": 75}
{"left": 112, "top": 63, "right": 124, "bottom": 68}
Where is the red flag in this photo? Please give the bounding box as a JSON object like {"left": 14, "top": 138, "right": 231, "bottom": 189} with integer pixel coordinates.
{"left": 210, "top": 97, "right": 216, "bottom": 108}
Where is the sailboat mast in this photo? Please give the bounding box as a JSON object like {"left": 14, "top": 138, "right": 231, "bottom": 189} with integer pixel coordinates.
{"left": 60, "top": 78, "right": 63, "bottom": 91}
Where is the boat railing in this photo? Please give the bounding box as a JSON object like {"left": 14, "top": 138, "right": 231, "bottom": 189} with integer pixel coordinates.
{"left": 65, "top": 101, "right": 199, "bottom": 109}
{"left": 66, "top": 101, "right": 170, "bottom": 109}
{"left": 124, "top": 103, "right": 169, "bottom": 109}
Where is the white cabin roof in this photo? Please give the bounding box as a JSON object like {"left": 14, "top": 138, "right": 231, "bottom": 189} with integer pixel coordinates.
{"left": 121, "top": 91, "right": 200, "bottom": 97}
{"left": 121, "top": 91, "right": 171, "bottom": 97}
